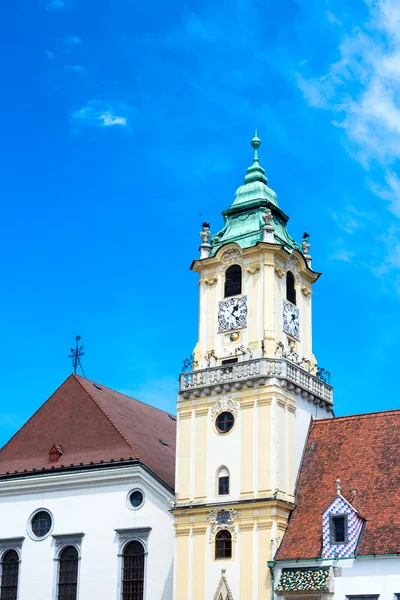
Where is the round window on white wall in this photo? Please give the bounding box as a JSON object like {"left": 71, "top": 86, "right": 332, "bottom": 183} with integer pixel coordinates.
{"left": 27, "top": 509, "right": 54, "bottom": 540}
{"left": 126, "top": 489, "right": 145, "bottom": 511}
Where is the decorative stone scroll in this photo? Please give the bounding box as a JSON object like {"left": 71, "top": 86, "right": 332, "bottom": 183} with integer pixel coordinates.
{"left": 210, "top": 395, "right": 240, "bottom": 420}
{"left": 222, "top": 248, "right": 243, "bottom": 266}
{"left": 203, "top": 275, "right": 218, "bottom": 286}
{"left": 207, "top": 508, "right": 241, "bottom": 542}
{"left": 301, "top": 284, "right": 312, "bottom": 296}
{"left": 286, "top": 254, "right": 300, "bottom": 280}
{"left": 245, "top": 263, "right": 260, "bottom": 275}
{"left": 275, "top": 253, "right": 300, "bottom": 283}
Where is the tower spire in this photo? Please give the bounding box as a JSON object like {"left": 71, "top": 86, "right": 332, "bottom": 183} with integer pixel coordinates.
{"left": 244, "top": 131, "right": 268, "bottom": 185}
{"left": 251, "top": 129, "right": 261, "bottom": 164}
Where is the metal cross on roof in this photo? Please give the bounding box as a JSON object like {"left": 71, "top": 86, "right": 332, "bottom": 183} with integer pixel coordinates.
{"left": 68, "top": 335, "right": 85, "bottom": 377}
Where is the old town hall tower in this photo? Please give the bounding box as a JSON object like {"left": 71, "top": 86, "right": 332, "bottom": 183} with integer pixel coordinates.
{"left": 173, "top": 134, "right": 333, "bottom": 600}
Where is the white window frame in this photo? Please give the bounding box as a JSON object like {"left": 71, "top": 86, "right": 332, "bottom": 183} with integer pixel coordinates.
{"left": 52, "top": 533, "right": 84, "bottom": 600}
{"left": 115, "top": 527, "right": 151, "bottom": 600}
{"left": 0, "top": 537, "right": 24, "bottom": 600}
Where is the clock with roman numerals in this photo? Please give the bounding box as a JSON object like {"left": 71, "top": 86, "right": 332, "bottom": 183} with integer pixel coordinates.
{"left": 218, "top": 296, "right": 247, "bottom": 332}
{"left": 283, "top": 300, "right": 300, "bottom": 340}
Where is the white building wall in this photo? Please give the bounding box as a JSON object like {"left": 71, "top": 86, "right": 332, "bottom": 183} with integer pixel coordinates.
{"left": 0, "top": 465, "right": 174, "bottom": 600}
{"left": 274, "top": 557, "right": 400, "bottom": 600}
{"left": 335, "top": 557, "right": 400, "bottom": 598}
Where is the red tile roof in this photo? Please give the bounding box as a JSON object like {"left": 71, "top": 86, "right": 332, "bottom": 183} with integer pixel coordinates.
{"left": 276, "top": 410, "right": 400, "bottom": 560}
{"left": 0, "top": 374, "right": 176, "bottom": 489}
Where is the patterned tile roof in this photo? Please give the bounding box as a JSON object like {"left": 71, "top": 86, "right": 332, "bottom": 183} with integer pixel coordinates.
{"left": 0, "top": 374, "right": 176, "bottom": 489}
{"left": 276, "top": 410, "right": 400, "bottom": 560}
{"left": 276, "top": 568, "right": 330, "bottom": 591}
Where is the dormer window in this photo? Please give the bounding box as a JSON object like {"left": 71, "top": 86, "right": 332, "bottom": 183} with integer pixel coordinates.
{"left": 49, "top": 444, "right": 64, "bottom": 463}
{"left": 224, "top": 265, "right": 242, "bottom": 298}
{"left": 330, "top": 514, "right": 348, "bottom": 544}
{"left": 286, "top": 271, "right": 296, "bottom": 305}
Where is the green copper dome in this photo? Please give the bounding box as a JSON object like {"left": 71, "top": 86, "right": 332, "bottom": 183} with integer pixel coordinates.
{"left": 209, "top": 133, "right": 299, "bottom": 255}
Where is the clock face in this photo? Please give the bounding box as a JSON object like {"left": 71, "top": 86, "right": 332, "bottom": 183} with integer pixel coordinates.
{"left": 218, "top": 296, "right": 248, "bottom": 332}
{"left": 283, "top": 300, "right": 300, "bottom": 340}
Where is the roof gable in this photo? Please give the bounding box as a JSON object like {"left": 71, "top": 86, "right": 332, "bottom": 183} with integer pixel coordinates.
{"left": 277, "top": 410, "right": 400, "bottom": 560}
{"left": 0, "top": 374, "right": 176, "bottom": 489}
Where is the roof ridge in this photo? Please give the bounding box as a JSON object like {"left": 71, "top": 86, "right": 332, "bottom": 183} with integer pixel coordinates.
{"left": 0, "top": 374, "right": 76, "bottom": 456}
{"left": 313, "top": 408, "right": 400, "bottom": 425}
{"left": 75, "top": 375, "right": 176, "bottom": 418}
{"left": 73, "top": 375, "right": 139, "bottom": 459}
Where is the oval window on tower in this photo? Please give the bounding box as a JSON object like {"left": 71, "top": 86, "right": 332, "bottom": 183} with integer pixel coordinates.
{"left": 215, "top": 412, "right": 234, "bottom": 433}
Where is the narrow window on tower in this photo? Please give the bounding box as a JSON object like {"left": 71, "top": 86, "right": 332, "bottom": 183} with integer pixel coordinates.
{"left": 224, "top": 265, "right": 242, "bottom": 298}
{"left": 215, "top": 530, "right": 232, "bottom": 559}
{"left": 217, "top": 467, "right": 230, "bottom": 495}
{"left": 329, "top": 515, "right": 348, "bottom": 544}
{"left": 286, "top": 271, "right": 296, "bottom": 305}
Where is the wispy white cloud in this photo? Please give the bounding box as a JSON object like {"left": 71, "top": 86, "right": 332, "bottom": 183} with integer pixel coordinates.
{"left": 45, "top": 49, "right": 54, "bottom": 59}
{"left": 326, "top": 10, "right": 341, "bottom": 26}
{"left": 298, "top": 0, "right": 400, "bottom": 213}
{"left": 71, "top": 101, "right": 129, "bottom": 129}
{"left": 44, "top": 0, "right": 65, "bottom": 10}
{"left": 331, "top": 205, "right": 370, "bottom": 235}
{"left": 63, "top": 35, "right": 82, "bottom": 49}
{"left": 297, "top": 0, "right": 400, "bottom": 287}
{"left": 330, "top": 248, "right": 355, "bottom": 262}
{"left": 100, "top": 111, "right": 127, "bottom": 126}
{"left": 64, "top": 64, "right": 85, "bottom": 74}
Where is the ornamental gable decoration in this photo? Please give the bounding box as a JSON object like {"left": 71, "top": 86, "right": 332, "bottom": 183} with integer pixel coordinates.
{"left": 210, "top": 395, "right": 240, "bottom": 420}
{"left": 213, "top": 570, "right": 234, "bottom": 600}
{"left": 207, "top": 508, "right": 240, "bottom": 542}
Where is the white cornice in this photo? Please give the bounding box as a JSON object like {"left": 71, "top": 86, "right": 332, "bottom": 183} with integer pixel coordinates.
{"left": 0, "top": 465, "right": 174, "bottom": 509}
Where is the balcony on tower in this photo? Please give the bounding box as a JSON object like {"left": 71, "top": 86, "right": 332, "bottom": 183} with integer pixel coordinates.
{"left": 179, "top": 353, "right": 333, "bottom": 409}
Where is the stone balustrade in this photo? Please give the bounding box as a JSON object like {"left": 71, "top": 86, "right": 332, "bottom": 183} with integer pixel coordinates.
{"left": 179, "top": 357, "right": 333, "bottom": 408}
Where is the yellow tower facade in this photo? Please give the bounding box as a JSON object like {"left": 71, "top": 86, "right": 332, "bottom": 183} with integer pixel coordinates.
{"left": 173, "top": 135, "right": 333, "bottom": 600}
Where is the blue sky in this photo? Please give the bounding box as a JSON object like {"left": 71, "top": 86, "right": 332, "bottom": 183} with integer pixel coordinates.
{"left": 0, "top": 0, "right": 399, "bottom": 445}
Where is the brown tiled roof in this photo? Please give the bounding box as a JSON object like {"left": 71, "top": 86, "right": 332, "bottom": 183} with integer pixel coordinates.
{"left": 0, "top": 374, "right": 176, "bottom": 489}
{"left": 276, "top": 410, "right": 400, "bottom": 560}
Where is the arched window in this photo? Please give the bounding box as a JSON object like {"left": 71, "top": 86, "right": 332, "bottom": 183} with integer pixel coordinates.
{"left": 286, "top": 271, "right": 296, "bottom": 305}
{"left": 217, "top": 467, "right": 230, "bottom": 495}
{"left": 122, "top": 541, "right": 145, "bottom": 600}
{"left": 224, "top": 265, "right": 242, "bottom": 297}
{"left": 58, "top": 546, "right": 78, "bottom": 600}
{"left": 1, "top": 550, "right": 19, "bottom": 600}
{"left": 215, "top": 530, "right": 232, "bottom": 559}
